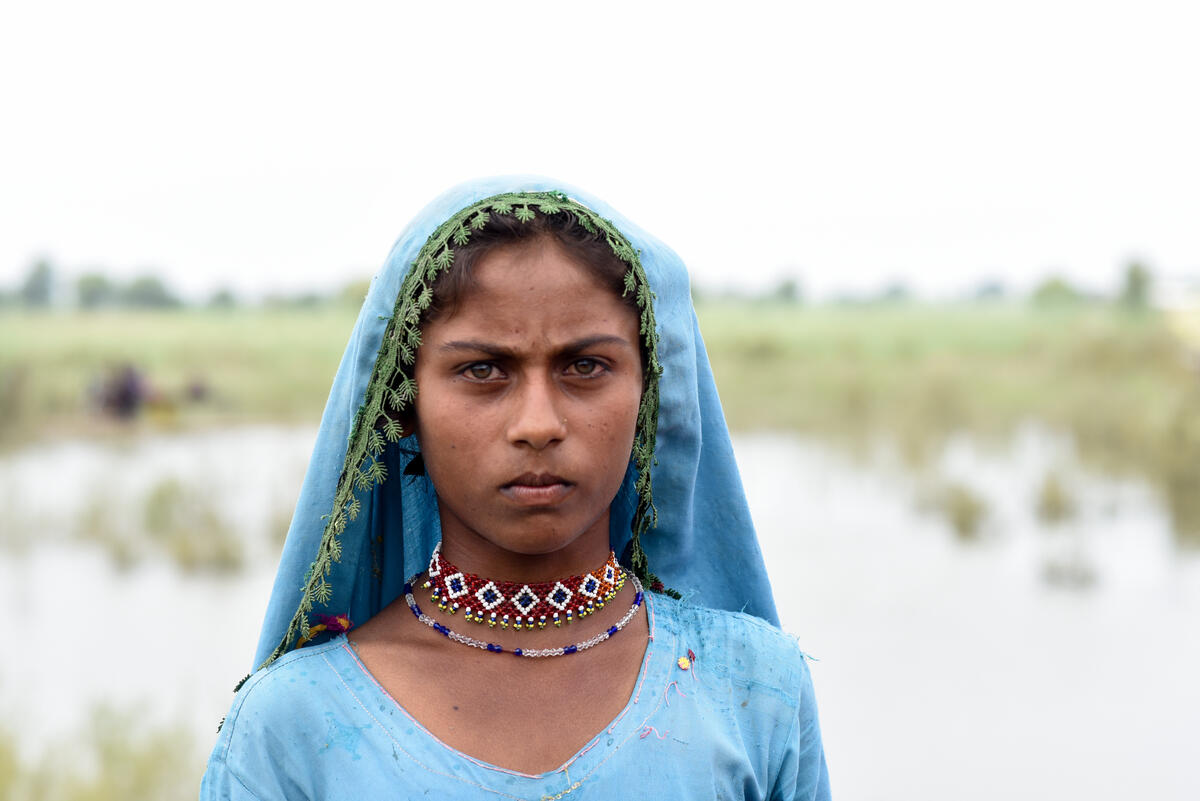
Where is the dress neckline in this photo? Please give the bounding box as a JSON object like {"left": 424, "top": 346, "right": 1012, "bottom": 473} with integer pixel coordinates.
{"left": 334, "top": 590, "right": 663, "bottom": 782}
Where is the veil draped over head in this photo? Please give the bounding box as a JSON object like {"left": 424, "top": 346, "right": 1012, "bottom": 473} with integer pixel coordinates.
{"left": 253, "top": 176, "right": 779, "bottom": 671}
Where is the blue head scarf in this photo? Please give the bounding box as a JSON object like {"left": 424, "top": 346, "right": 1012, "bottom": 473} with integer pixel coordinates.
{"left": 253, "top": 177, "right": 778, "bottom": 670}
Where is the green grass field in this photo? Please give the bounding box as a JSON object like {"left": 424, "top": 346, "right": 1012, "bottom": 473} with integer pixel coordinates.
{"left": 3, "top": 302, "right": 1198, "bottom": 541}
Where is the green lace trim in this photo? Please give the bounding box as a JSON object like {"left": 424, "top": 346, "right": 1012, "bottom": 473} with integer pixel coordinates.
{"left": 260, "top": 191, "right": 665, "bottom": 670}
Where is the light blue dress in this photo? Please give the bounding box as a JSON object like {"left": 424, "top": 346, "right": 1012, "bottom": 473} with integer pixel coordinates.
{"left": 201, "top": 177, "right": 831, "bottom": 799}
{"left": 203, "top": 593, "right": 828, "bottom": 800}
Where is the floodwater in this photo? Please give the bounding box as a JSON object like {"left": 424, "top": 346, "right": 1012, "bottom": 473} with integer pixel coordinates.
{"left": 1, "top": 426, "right": 1197, "bottom": 800}
{"left": 740, "top": 429, "right": 1200, "bottom": 801}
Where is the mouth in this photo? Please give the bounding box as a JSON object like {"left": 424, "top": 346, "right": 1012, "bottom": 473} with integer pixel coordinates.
{"left": 500, "top": 472, "right": 574, "bottom": 506}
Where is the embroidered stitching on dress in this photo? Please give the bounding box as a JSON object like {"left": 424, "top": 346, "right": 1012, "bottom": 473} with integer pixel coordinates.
{"left": 664, "top": 681, "right": 689, "bottom": 707}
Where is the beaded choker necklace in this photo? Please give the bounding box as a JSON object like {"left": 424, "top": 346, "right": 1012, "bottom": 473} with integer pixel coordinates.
{"left": 405, "top": 573, "right": 644, "bottom": 658}
{"left": 422, "top": 542, "right": 626, "bottom": 630}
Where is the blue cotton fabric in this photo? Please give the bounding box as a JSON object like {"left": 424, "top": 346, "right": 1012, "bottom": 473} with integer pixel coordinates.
{"left": 205, "top": 594, "right": 829, "bottom": 800}
{"left": 204, "top": 177, "right": 829, "bottom": 799}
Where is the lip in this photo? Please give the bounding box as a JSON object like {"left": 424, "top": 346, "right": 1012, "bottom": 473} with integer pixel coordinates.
{"left": 500, "top": 473, "right": 574, "bottom": 506}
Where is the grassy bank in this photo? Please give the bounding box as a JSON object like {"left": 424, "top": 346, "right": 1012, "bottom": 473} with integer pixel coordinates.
{"left": 3, "top": 302, "right": 1197, "bottom": 541}
{"left": 701, "top": 302, "right": 1200, "bottom": 541}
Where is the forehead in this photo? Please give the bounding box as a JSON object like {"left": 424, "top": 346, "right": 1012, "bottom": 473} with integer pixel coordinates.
{"left": 421, "top": 239, "right": 639, "bottom": 347}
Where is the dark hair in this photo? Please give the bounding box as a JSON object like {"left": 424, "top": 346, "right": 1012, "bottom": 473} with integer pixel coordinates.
{"left": 423, "top": 210, "right": 638, "bottom": 324}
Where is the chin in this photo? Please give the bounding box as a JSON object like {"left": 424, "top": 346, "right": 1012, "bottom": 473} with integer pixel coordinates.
{"left": 467, "top": 514, "right": 603, "bottom": 558}
{"left": 487, "top": 531, "right": 584, "bottom": 557}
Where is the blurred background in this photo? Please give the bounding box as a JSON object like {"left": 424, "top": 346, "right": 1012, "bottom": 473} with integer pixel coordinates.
{"left": 2, "top": 1, "right": 1198, "bottom": 799}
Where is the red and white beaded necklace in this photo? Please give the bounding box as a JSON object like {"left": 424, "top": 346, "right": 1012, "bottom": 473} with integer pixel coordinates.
{"left": 422, "top": 542, "right": 626, "bottom": 630}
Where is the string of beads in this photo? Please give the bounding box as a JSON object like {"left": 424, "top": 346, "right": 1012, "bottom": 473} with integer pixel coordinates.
{"left": 404, "top": 573, "right": 644, "bottom": 658}
{"left": 423, "top": 542, "right": 625, "bottom": 630}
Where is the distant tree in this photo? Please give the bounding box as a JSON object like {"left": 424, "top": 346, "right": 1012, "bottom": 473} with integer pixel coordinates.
{"left": 207, "top": 287, "right": 238, "bottom": 309}
{"left": 264, "top": 291, "right": 325, "bottom": 309}
{"left": 877, "top": 281, "right": 911, "bottom": 304}
{"left": 1031, "top": 276, "right": 1084, "bottom": 307}
{"left": 295, "top": 292, "right": 326, "bottom": 308}
{"left": 77, "top": 272, "right": 117, "bottom": 309}
{"left": 121, "top": 275, "right": 181, "bottom": 308}
{"left": 18, "top": 258, "right": 55, "bottom": 308}
{"left": 971, "top": 280, "right": 1007, "bottom": 302}
{"left": 769, "top": 277, "right": 802, "bottom": 304}
{"left": 1118, "top": 261, "right": 1152, "bottom": 310}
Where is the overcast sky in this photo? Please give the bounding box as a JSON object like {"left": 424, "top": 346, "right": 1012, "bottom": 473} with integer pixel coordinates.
{"left": 2, "top": 0, "right": 1197, "bottom": 301}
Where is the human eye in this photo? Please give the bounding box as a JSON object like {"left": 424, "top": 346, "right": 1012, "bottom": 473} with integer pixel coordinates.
{"left": 461, "top": 362, "right": 502, "bottom": 381}
{"left": 566, "top": 358, "right": 608, "bottom": 378}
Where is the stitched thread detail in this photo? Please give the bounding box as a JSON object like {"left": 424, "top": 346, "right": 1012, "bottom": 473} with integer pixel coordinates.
{"left": 664, "top": 681, "right": 689, "bottom": 706}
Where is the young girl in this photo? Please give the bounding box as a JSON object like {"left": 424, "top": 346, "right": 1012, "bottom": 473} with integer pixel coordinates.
{"left": 201, "top": 178, "right": 830, "bottom": 799}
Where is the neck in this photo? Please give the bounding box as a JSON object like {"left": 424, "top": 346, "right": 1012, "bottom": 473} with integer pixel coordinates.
{"left": 438, "top": 522, "right": 613, "bottom": 584}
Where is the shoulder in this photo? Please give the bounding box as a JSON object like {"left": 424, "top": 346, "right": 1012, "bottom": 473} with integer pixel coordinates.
{"left": 649, "top": 592, "right": 815, "bottom": 710}
{"left": 223, "top": 638, "right": 348, "bottom": 736}
{"left": 206, "top": 638, "right": 354, "bottom": 785}
{"left": 203, "top": 637, "right": 373, "bottom": 798}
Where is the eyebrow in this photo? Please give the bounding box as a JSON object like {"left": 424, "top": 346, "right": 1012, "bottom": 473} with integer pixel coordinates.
{"left": 438, "top": 334, "right": 633, "bottom": 357}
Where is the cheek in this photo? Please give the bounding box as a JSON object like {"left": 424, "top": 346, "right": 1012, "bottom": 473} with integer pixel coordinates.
{"left": 595, "top": 386, "right": 642, "bottom": 453}
{"left": 420, "top": 404, "right": 474, "bottom": 448}
{"left": 417, "top": 413, "right": 481, "bottom": 502}
{"left": 414, "top": 393, "right": 477, "bottom": 465}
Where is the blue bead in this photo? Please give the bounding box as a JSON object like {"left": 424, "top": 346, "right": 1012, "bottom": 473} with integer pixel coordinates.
{"left": 513, "top": 648, "right": 523, "bottom": 657}
{"left": 487, "top": 643, "right": 502, "bottom": 652}
{"left": 403, "top": 583, "right": 412, "bottom": 593}
{"left": 634, "top": 592, "right": 644, "bottom": 603}
{"left": 564, "top": 645, "right": 577, "bottom": 654}
{"left": 607, "top": 626, "right": 618, "bottom": 636}
{"left": 434, "top": 623, "right": 448, "bottom": 636}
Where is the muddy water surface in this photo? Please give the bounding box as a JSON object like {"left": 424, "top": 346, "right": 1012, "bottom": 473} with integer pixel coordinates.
{"left": 1, "top": 426, "right": 1197, "bottom": 800}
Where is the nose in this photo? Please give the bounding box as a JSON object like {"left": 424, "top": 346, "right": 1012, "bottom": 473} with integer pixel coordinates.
{"left": 506, "top": 375, "right": 567, "bottom": 450}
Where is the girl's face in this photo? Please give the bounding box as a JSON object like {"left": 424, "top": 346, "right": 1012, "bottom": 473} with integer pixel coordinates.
{"left": 413, "top": 236, "right": 643, "bottom": 561}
